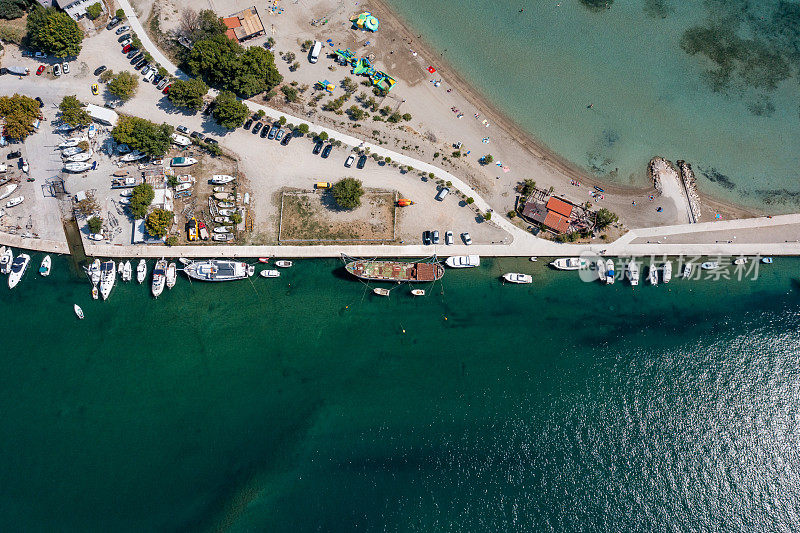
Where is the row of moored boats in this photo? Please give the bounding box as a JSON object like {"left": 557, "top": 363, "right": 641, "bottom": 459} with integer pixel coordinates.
{"left": 0, "top": 247, "right": 51, "bottom": 288}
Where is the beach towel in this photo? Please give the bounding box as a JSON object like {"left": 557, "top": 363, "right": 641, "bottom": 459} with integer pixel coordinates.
{"left": 502, "top": 166, "right": 510, "bottom": 173}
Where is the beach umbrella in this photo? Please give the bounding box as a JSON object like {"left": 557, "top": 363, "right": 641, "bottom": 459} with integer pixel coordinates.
{"left": 427, "top": 66, "right": 436, "bottom": 73}
{"left": 365, "top": 15, "right": 379, "bottom": 31}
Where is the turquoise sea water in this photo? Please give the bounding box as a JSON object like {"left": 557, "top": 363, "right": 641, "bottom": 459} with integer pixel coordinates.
{"left": 384, "top": 0, "right": 800, "bottom": 211}
{"left": 3, "top": 254, "right": 800, "bottom": 530}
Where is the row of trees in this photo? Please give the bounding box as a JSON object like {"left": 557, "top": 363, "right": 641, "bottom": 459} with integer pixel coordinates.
{"left": 111, "top": 116, "right": 173, "bottom": 157}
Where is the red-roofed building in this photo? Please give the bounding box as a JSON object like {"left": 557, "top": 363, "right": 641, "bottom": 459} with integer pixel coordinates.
{"left": 223, "top": 7, "right": 265, "bottom": 42}
{"left": 545, "top": 197, "right": 574, "bottom": 218}
{"left": 520, "top": 195, "right": 579, "bottom": 234}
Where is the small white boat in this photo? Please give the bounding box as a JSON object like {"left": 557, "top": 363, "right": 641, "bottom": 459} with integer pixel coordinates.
{"left": 92, "top": 286, "right": 99, "bottom": 300}
{"left": 120, "top": 150, "right": 146, "bottom": 162}
{"left": 627, "top": 261, "right": 639, "bottom": 286}
{"left": 88, "top": 233, "right": 104, "bottom": 241}
{"left": 373, "top": 287, "right": 391, "bottom": 296}
{"left": 682, "top": 263, "right": 693, "bottom": 279}
{"left": 8, "top": 253, "right": 30, "bottom": 288}
{"left": 596, "top": 259, "right": 606, "bottom": 282}
{"left": 274, "top": 260, "right": 293, "bottom": 268}
{"left": 218, "top": 208, "right": 236, "bottom": 217}
{"left": 247, "top": 265, "right": 255, "bottom": 277}
{"left": 214, "top": 216, "right": 232, "bottom": 224}
{"left": 701, "top": 261, "right": 720, "bottom": 270}
{"left": 65, "top": 151, "right": 92, "bottom": 162}
{"left": 175, "top": 182, "right": 192, "bottom": 192}
{"left": 166, "top": 262, "right": 177, "bottom": 289}
{"left": 64, "top": 162, "right": 91, "bottom": 173}
{"left": 212, "top": 233, "right": 233, "bottom": 242}
{"left": 74, "top": 304, "right": 84, "bottom": 319}
{"left": 5, "top": 196, "right": 24, "bottom": 208}
{"left": 213, "top": 226, "right": 232, "bottom": 234}
{"left": 61, "top": 146, "right": 83, "bottom": 157}
{"left": 85, "top": 258, "right": 100, "bottom": 285}
{"left": 177, "top": 174, "right": 195, "bottom": 184}
{"left": 136, "top": 259, "right": 147, "bottom": 283}
{"left": 762, "top": 257, "right": 773, "bottom": 264}
{"left": 529, "top": 257, "right": 538, "bottom": 262}
{"left": 259, "top": 269, "right": 280, "bottom": 278}
{"left": 59, "top": 137, "right": 83, "bottom": 148}
{"left": 178, "top": 257, "right": 191, "bottom": 266}
{"left": 733, "top": 257, "right": 748, "bottom": 265}
{"left": 122, "top": 260, "right": 132, "bottom": 281}
{"left": 662, "top": 261, "right": 672, "bottom": 283}
{"left": 152, "top": 259, "right": 167, "bottom": 298}
{"left": 0, "top": 247, "right": 12, "bottom": 274}
{"left": 117, "top": 261, "right": 125, "bottom": 276}
{"left": 210, "top": 174, "right": 234, "bottom": 184}
{"left": 214, "top": 192, "right": 232, "bottom": 201}
{"left": 605, "top": 259, "right": 615, "bottom": 285}
{"left": 39, "top": 255, "right": 51, "bottom": 276}
{"left": 648, "top": 263, "right": 659, "bottom": 285}
{"left": 170, "top": 156, "right": 197, "bottom": 167}
{"left": 550, "top": 257, "right": 585, "bottom": 271}
{"left": 217, "top": 201, "right": 235, "bottom": 208}
{"left": 445, "top": 255, "right": 480, "bottom": 268}
{"left": 503, "top": 272, "right": 532, "bottom": 284}
{"left": 87, "top": 124, "right": 97, "bottom": 139}
{"left": 171, "top": 133, "right": 191, "bottom": 146}
{"left": 411, "top": 289, "right": 425, "bottom": 296}
{"left": 0, "top": 183, "right": 18, "bottom": 200}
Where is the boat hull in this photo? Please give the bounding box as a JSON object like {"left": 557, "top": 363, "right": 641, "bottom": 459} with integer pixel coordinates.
{"left": 345, "top": 260, "right": 444, "bottom": 282}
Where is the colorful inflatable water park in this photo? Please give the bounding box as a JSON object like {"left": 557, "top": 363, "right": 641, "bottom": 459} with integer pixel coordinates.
{"left": 351, "top": 11, "right": 379, "bottom": 32}
{"left": 334, "top": 48, "right": 396, "bottom": 92}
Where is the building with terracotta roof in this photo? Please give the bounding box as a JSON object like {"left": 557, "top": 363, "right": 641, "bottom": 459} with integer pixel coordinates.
{"left": 520, "top": 195, "right": 578, "bottom": 234}
{"left": 223, "top": 7, "right": 265, "bottom": 42}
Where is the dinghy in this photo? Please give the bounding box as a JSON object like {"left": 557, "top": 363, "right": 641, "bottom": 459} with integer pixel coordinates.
{"left": 166, "top": 262, "right": 177, "bottom": 289}
{"left": 373, "top": 287, "right": 391, "bottom": 296}
{"left": 503, "top": 272, "right": 532, "bottom": 284}
{"left": 136, "top": 259, "right": 147, "bottom": 283}
{"left": 74, "top": 304, "right": 84, "bottom": 319}
{"left": 411, "top": 289, "right": 425, "bottom": 296}
{"left": 5, "top": 196, "right": 24, "bottom": 208}
{"left": 0, "top": 183, "right": 18, "bottom": 200}
{"left": 65, "top": 151, "right": 92, "bottom": 162}
{"left": 39, "top": 255, "right": 51, "bottom": 276}
{"left": 259, "top": 269, "right": 280, "bottom": 278}
{"left": 274, "top": 260, "right": 293, "bottom": 268}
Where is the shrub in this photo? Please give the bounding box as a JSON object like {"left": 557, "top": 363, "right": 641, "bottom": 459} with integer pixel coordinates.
{"left": 331, "top": 177, "right": 364, "bottom": 210}
{"left": 0, "top": 94, "right": 39, "bottom": 140}
{"left": 595, "top": 208, "right": 619, "bottom": 230}
{"left": 465, "top": 197, "right": 474, "bottom": 204}
{"left": 165, "top": 235, "right": 178, "bottom": 246}
{"left": 59, "top": 95, "right": 90, "bottom": 127}
{"left": 281, "top": 85, "right": 299, "bottom": 103}
{"left": 85, "top": 2, "right": 102, "bottom": 20}
{"left": 297, "top": 123, "right": 309, "bottom": 134}
{"left": 507, "top": 210, "right": 517, "bottom": 219}
{"left": 480, "top": 154, "right": 493, "bottom": 165}
{"left": 115, "top": 8, "right": 125, "bottom": 19}
{"left": 87, "top": 216, "right": 103, "bottom": 234}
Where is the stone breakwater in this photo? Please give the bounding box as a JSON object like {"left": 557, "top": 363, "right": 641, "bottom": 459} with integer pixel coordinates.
{"left": 677, "top": 160, "right": 702, "bottom": 223}
{"left": 648, "top": 157, "right": 678, "bottom": 194}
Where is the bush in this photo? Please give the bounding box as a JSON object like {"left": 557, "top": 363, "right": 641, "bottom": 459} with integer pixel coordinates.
{"left": 59, "top": 95, "right": 90, "bottom": 127}
{"left": 129, "top": 183, "right": 155, "bottom": 219}
{"left": 112, "top": 116, "right": 173, "bottom": 157}
{"left": 107, "top": 71, "right": 139, "bottom": 101}
{"left": 87, "top": 216, "right": 103, "bottom": 234}
{"left": 346, "top": 105, "right": 366, "bottom": 121}
{"left": 85, "top": 2, "right": 102, "bottom": 20}
{"left": 507, "top": 210, "right": 517, "bottom": 219}
{"left": 98, "top": 69, "right": 114, "bottom": 83}
{"left": 281, "top": 85, "right": 299, "bottom": 103}
{"left": 165, "top": 235, "right": 178, "bottom": 246}
{"left": 256, "top": 109, "right": 265, "bottom": 118}
{"left": 466, "top": 197, "right": 474, "bottom": 204}
{"left": 331, "top": 177, "right": 364, "bottom": 210}
{"left": 211, "top": 91, "right": 249, "bottom": 129}
{"left": 0, "top": 1, "right": 25, "bottom": 19}
{"left": 230, "top": 212, "right": 242, "bottom": 225}
{"left": 402, "top": 113, "right": 412, "bottom": 121}
{"left": 480, "top": 154, "right": 493, "bottom": 165}
{"left": 521, "top": 179, "right": 536, "bottom": 196}
{"left": 297, "top": 123, "right": 309, "bottom": 134}
{"left": 27, "top": 6, "right": 83, "bottom": 58}
{"left": 115, "top": 8, "right": 125, "bottom": 19}
{"left": 145, "top": 208, "right": 174, "bottom": 238}
{"left": 483, "top": 212, "right": 492, "bottom": 220}
{"left": 317, "top": 131, "right": 328, "bottom": 141}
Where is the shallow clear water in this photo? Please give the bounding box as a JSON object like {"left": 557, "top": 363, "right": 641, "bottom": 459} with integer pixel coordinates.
{"left": 384, "top": 0, "right": 800, "bottom": 211}
{"left": 2, "top": 255, "right": 800, "bottom": 530}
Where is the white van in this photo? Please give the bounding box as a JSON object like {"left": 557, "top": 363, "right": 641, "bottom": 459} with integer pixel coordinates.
{"left": 309, "top": 41, "right": 322, "bottom": 64}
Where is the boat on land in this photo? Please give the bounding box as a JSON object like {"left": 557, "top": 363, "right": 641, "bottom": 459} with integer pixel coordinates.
{"left": 217, "top": 201, "right": 235, "bottom": 208}
{"left": 175, "top": 183, "right": 192, "bottom": 192}
{"left": 152, "top": 259, "right": 167, "bottom": 298}
{"left": 8, "top": 254, "right": 30, "bottom": 288}
{"left": 111, "top": 176, "right": 143, "bottom": 188}
{"left": 136, "top": 259, "right": 147, "bottom": 283}
{"left": 183, "top": 260, "right": 254, "bottom": 281}
{"left": 682, "top": 263, "right": 693, "bottom": 278}
{"left": 122, "top": 260, "right": 132, "bottom": 281}
{"left": 39, "top": 255, "right": 51, "bottom": 276}
{"left": 762, "top": 257, "right": 773, "bottom": 264}
{"left": 210, "top": 174, "right": 234, "bottom": 184}
{"left": 503, "top": 272, "right": 532, "bottom": 284}
{"left": 99, "top": 260, "right": 116, "bottom": 300}
{"left": 170, "top": 157, "right": 197, "bottom": 167}
{"left": 411, "top": 289, "right": 425, "bottom": 296}
{"left": 214, "top": 192, "right": 232, "bottom": 201}
{"left": 213, "top": 226, "right": 232, "bottom": 234}
{"left": 64, "top": 162, "right": 91, "bottom": 173}
{"left": 701, "top": 261, "right": 720, "bottom": 270}
{"left": 259, "top": 269, "right": 280, "bottom": 278}
{"left": 5, "top": 196, "right": 23, "bottom": 208}
{"left": 648, "top": 263, "right": 658, "bottom": 285}
{"left": 218, "top": 208, "right": 236, "bottom": 217}
{"left": 605, "top": 259, "right": 615, "bottom": 284}
{"left": 627, "top": 261, "right": 639, "bottom": 286}
{"left": 212, "top": 186, "right": 226, "bottom": 193}
{"left": 275, "top": 260, "right": 293, "bottom": 268}
{"left": 445, "top": 255, "right": 480, "bottom": 268}
{"left": 166, "top": 262, "right": 177, "bottom": 289}
{"left": 662, "top": 261, "right": 672, "bottom": 283}
{"left": 214, "top": 216, "right": 232, "bottom": 224}
{"left": 177, "top": 174, "right": 195, "bottom": 184}
{"left": 61, "top": 146, "right": 84, "bottom": 157}
{"left": 59, "top": 138, "right": 84, "bottom": 148}
{"left": 74, "top": 304, "right": 84, "bottom": 319}
{"left": 733, "top": 257, "right": 748, "bottom": 265}
{"left": 171, "top": 133, "right": 191, "bottom": 146}
{"left": 0, "top": 183, "right": 18, "bottom": 200}
{"left": 550, "top": 257, "right": 585, "bottom": 270}
{"left": 345, "top": 260, "right": 443, "bottom": 282}
{"left": 373, "top": 287, "right": 391, "bottom": 296}
{"left": 87, "top": 124, "right": 96, "bottom": 139}
{"left": 212, "top": 233, "right": 234, "bottom": 242}
{"left": 120, "top": 150, "right": 146, "bottom": 162}
{"left": 65, "top": 151, "right": 92, "bottom": 162}
{"left": 0, "top": 247, "right": 12, "bottom": 274}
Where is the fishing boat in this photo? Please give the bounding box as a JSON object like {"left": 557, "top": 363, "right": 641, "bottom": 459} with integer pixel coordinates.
{"left": 373, "top": 287, "right": 391, "bottom": 296}
{"left": 170, "top": 156, "right": 197, "bottom": 167}
{"left": 411, "top": 289, "right": 425, "bottom": 296}
{"left": 120, "top": 150, "right": 146, "bottom": 162}
{"left": 0, "top": 247, "right": 12, "bottom": 274}
{"left": 136, "top": 259, "right": 147, "bottom": 283}
{"left": 74, "top": 304, "right": 84, "bottom": 319}
{"left": 122, "top": 260, "right": 132, "bottom": 281}
{"left": 111, "top": 176, "right": 143, "bottom": 188}
{"left": 217, "top": 201, "right": 235, "bottom": 208}
{"left": 210, "top": 174, "right": 234, "bottom": 184}
{"left": 627, "top": 261, "right": 639, "bottom": 286}
{"left": 648, "top": 263, "right": 659, "bottom": 285}
{"left": 682, "top": 263, "right": 693, "bottom": 279}
{"left": 596, "top": 259, "right": 606, "bottom": 282}
{"left": 662, "top": 261, "right": 672, "bottom": 283}
{"left": 212, "top": 233, "right": 234, "bottom": 242}
{"left": 183, "top": 259, "right": 253, "bottom": 281}
{"left": 503, "top": 272, "right": 533, "bottom": 284}
{"left": 39, "top": 255, "right": 51, "bottom": 276}
{"left": 218, "top": 208, "right": 236, "bottom": 217}
{"left": 259, "top": 269, "right": 280, "bottom": 278}
{"left": 275, "top": 260, "right": 293, "bottom": 268}
{"left": 213, "top": 226, "right": 232, "bottom": 234}
{"left": 7, "top": 253, "right": 30, "bottom": 288}
{"left": 59, "top": 137, "right": 83, "bottom": 148}
{"left": 166, "top": 262, "right": 177, "bottom": 289}
{"left": 61, "top": 146, "right": 83, "bottom": 157}
{"left": 701, "top": 261, "right": 720, "bottom": 270}
{"left": 152, "top": 259, "right": 167, "bottom": 297}
{"left": 605, "top": 258, "right": 615, "bottom": 284}
{"left": 733, "top": 257, "right": 748, "bottom": 265}
{"left": 0, "top": 183, "right": 18, "bottom": 200}
{"left": 5, "top": 196, "right": 23, "bottom": 208}
{"left": 171, "top": 133, "right": 191, "bottom": 146}
{"left": 550, "top": 257, "right": 585, "bottom": 271}
{"left": 345, "top": 260, "right": 443, "bottom": 282}
{"left": 445, "top": 255, "right": 480, "bottom": 268}
{"left": 64, "top": 162, "right": 91, "bottom": 173}
{"left": 762, "top": 257, "right": 773, "bottom": 264}
{"left": 214, "top": 216, "right": 232, "bottom": 224}
{"left": 99, "top": 260, "right": 116, "bottom": 300}
{"left": 258, "top": 257, "right": 270, "bottom": 263}
{"left": 65, "top": 151, "right": 92, "bottom": 162}
{"left": 214, "top": 192, "right": 232, "bottom": 201}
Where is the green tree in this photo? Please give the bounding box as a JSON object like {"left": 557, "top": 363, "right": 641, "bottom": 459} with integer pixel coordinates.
{"left": 281, "top": 85, "right": 299, "bottom": 102}
{"left": 387, "top": 112, "right": 402, "bottom": 123}
{"left": 480, "top": 154, "right": 493, "bottom": 165}
{"left": 0, "top": 0, "right": 25, "bottom": 20}
{"left": 115, "top": 8, "right": 125, "bottom": 19}
{"left": 145, "top": 208, "right": 174, "bottom": 238}
{"left": 166, "top": 78, "right": 208, "bottom": 111}
{"left": 211, "top": 91, "right": 249, "bottom": 129}
{"left": 194, "top": 9, "right": 225, "bottom": 40}
{"left": 402, "top": 113, "right": 412, "bottom": 121}
{"left": 85, "top": 2, "right": 102, "bottom": 20}
{"left": 521, "top": 179, "right": 536, "bottom": 196}
{"left": 129, "top": 183, "right": 155, "bottom": 219}
{"left": 107, "top": 71, "right": 138, "bottom": 101}
{"left": 112, "top": 116, "right": 173, "bottom": 157}
{"left": 87, "top": 216, "right": 103, "bottom": 234}
{"left": 346, "top": 105, "right": 366, "bottom": 121}
{"left": 317, "top": 131, "right": 328, "bottom": 141}
{"left": 0, "top": 94, "right": 38, "bottom": 139}
{"left": 59, "top": 95, "right": 90, "bottom": 127}
{"left": 297, "top": 123, "right": 309, "bottom": 135}
{"left": 26, "top": 6, "right": 83, "bottom": 58}
{"left": 594, "top": 208, "right": 619, "bottom": 230}
{"left": 331, "top": 177, "right": 364, "bottom": 210}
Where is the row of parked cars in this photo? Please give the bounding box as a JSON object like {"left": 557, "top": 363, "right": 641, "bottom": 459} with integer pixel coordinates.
{"left": 117, "top": 43, "right": 171, "bottom": 93}
{"left": 422, "top": 230, "right": 472, "bottom": 246}
{"left": 244, "top": 118, "right": 297, "bottom": 146}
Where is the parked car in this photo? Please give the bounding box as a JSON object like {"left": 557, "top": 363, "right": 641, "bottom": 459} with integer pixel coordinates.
{"left": 135, "top": 59, "right": 147, "bottom": 70}
{"left": 162, "top": 84, "right": 171, "bottom": 94}
{"left": 122, "top": 44, "right": 132, "bottom": 54}
{"left": 461, "top": 232, "right": 472, "bottom": 245}
{"left": 205, "top": 138, "right": 218, "bottom": 145}
{"left": 435, "top": 187, "right": 450, "bottom": 201}
{"left": 422, "top": 231, "right": 431, "bottom": 245}
{"left": 53, "top": 64, "right": 61, "bottom": 76}
{"left": 7, "top": 151, "right": 21, "bottom": 160}
{"left": 119, "top": 38, "right": 132, "bottom": 47}
{"left": 36, "top": 65, "right": 45, "bottom": 75}
{"left": 445, "top": 230, "right": 453, "bottom": 245}
{"left": 94, "top": 65, "right": 107, "bottom": 76}
{"left": 281, "top": 131, "right": 294, "bottom": 145}
{"left": 259, "top": 125, "right": 269, "bottom": 138}
{"left": 115, "top": 25, "right": 130, "bottom": 35}
{"left": 251, "top": 122, "right": 263, "bottom": 135}
{"left": 344, "top": 154, "right": 355, "bottom": 167}
{"left": 275, "top": 129, "right": 285, "bottom": 141}
{"left": 91, "top": 83, "right": 99, "bottom": 95}
{"left": 152, "top": 73, "right": 162, "bottom": 84}
{"left": 126, "top": 49, "right": 139, "bottom": 59}
{"left": 117, "top": 33, "right": 131, "bottom": 43}
{"left": 176, "top": 125, "right": 188, "bottom": 134}
{"left": 156, "top": 78, "right": 169, "bottom": 90}
{"left": 432, "top": 230, "right": 440, "bottom": 244}
{"left": 267, "top": 125, "right": 279, "bottom": 139}
{"left": 313, "top": 140, "right": 324, "bottom": 154}
{"left": 62, "top": 62, "right": 69, "bottom": 74}
{"left": 106, "top": 17, "right": 121, "bottom": 30}
{"left": 243, "top": 119, "right": 253, "bottom": 130}
{"left": 141, "top": 65, "right": 151, "bottom": 76}
{"left": 34, "top": 97, "right": 43, "bottom": 108}
{"left": 190, "top": 131, "right": 204, "bottom": 140}
{"left": 357, "top": 154, "right": 367, "bottom": 169}
{"left": 22, "top": 51, "right": 33, "bottom": 58}
{"left": 143, "top": 70, "right": 155, "bottom": 83}
{"left": 34, "top": 51, "right": 47, "bottom": 59}
{"left": 321, "top": 144, "right": 332, "bottom": 158}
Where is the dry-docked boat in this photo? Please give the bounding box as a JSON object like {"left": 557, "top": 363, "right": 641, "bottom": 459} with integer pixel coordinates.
{"left": 120, "top": 150, "right": 146, "bottom": 162}
{"left": 183, "top": 259, "right": 254, "bottom": 281}
{"left": 0, "top": 183, "right": 18, "bottom": 200}
{"left": 214, "top": 216, "right": 232, "bottom": 224}
{"left": 5, "top": 196, "right": 24, "bottom": 208}
{"left": 170, "top": 157, "right": 197, "bottom": 167}
{"left": 212, "top": 233, "right": 234, "bottom": 242}
{"left": 218, "top": 208, "right": 236, "bottom": 217}
{"left": 213, "top": 192, "right": 232, "bottom": 201}
{"left": 217, "top": 201, "right": 235, "bottom": 208}
{"left": 210, "top": 174, "right": 234, "bottom": 184}
{"left": 64, "top": 162, "right": 91, "bottom": 173}
{"left": 65, "top": 151, "right": 92, "bottom": 162}
{"left": 345, "top": 260, "right": 444, "bottom": 282}
{"left": 213, "top": 226, "right": 232, "bottom": 234}
{"left": 111, "top": 176, "right": 143, "bottom": 188}
{"left": 61, "top": 146, "right": 83, "bottom": 157}
{"left": 59, "top": 137, "right": 84, "bottom": 149}
{"left": 171, "top": 133, "right": 191, "bottom": 146}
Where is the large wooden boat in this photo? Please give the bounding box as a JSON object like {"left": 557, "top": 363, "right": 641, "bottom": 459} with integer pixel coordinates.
{"left": 345, "top": 260, "right": 444, "bottom": 282}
